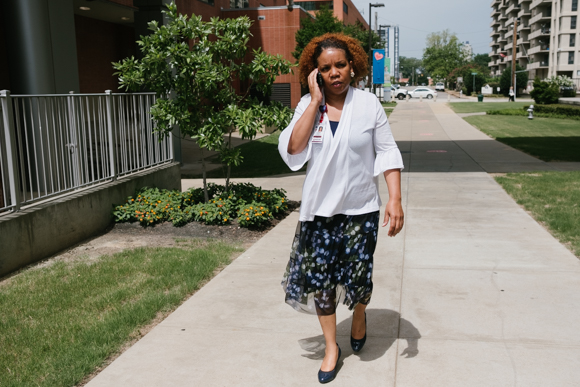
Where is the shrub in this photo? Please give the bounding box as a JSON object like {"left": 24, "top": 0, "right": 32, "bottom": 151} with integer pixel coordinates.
{"left": 530, "top": 77, "right": 560, "bottom": 105}
{"left": 487, "top": 109, "right": 527, "bottom": 116}
{"left": 237, "top": 201, "right": 274, "bottom": 228}
{"left": 486, "top": 106, "right": 580, "bottom": 120}
{"left": 112, "top": 183, "right": 288, "bottom": 228}
{"left": 521, "top": 104, "right": 580, "bottom": 118}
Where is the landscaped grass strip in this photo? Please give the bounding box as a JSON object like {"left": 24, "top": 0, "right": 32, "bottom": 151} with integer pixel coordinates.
{"left": 449, "top": 101, "right": 531, "bottom": 114}
{"left": 495, "top": 171, "right": 580, "bottom": 258}
{"left": 0, "top": 241, "right": 241, "bottom": 387}
{"left": 464, "top": 115, "right": 580, "bottom": 162}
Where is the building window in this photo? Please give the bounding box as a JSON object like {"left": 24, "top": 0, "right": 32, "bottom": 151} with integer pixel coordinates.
{"left": 571, "top": 34, "right": 576, "bottom": 47}
{"left": 199, "top": 0, "right": 215, "bottom": 5}
{"left": 569, "top": 51, "right": 575, "bottom": 64}
{"left": 295, "top": 1, "right": 333, "bottom": 11}
{"left": 572, "top": 16, "right": 577, "bottom": 29}
{"left": 230, "top": 0, "right": 249, "bottom": 8}
{"left": 573, "top": 0, "right": 578, "bottom": 12}
{"left": 343, "top": 1, "right": 348, "bottom": 14}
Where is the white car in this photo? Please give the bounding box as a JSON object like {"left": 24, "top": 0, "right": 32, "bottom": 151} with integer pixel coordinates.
{"left": 435, "top": 82, "right": 445, "bottom": 91}
{"left": 390, "top": 85, "right": 409, "bottom": 100}
{"left": 408, "top": 87, "right": 437, "bottom": 99}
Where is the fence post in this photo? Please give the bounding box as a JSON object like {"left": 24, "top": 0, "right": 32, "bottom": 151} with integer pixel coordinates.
{"left": 1, "top": 90, "right": 22, "bottom": 211}
{"left": 105, "top": 90, "right": 117, "bottom": 180}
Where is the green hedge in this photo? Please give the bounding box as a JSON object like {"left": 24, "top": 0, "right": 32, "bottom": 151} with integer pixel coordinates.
{"left": 487, "top": 108, "right": 580, "bottom": 120}
{"left": 521, "top": 104, "right": 580, "bottom": 117}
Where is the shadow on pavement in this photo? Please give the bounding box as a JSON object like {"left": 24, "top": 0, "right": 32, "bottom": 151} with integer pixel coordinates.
{"left": 297, "top": 308, "right": 421, "bottom": 363}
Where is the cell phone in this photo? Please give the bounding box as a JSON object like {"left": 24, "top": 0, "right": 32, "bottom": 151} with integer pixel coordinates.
{"left": 316, "top": 72, "right": 324, "bottom": 90}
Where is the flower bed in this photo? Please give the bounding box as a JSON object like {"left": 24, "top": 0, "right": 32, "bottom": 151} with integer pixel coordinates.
{"left": 113, "top": 183, "right": 288, "bottom": 228}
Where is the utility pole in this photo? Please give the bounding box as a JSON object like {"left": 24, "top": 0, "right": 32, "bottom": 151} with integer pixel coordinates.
{"left": 511, "top": 18, "right": 518, "bottom": 92}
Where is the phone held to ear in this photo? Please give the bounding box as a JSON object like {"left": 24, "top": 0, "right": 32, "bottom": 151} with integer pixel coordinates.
{"left": 316, "top": 73, "right": 324, "bottom": 90}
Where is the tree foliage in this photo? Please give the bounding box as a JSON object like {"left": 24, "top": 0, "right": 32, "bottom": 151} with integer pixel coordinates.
{"left": 448, "top": 64, "right": 487, "bottom": 94}
{"left": 113, "top": 2, "right": 293, "bottom": 199}
{"left": 472, "top": 53, "right": 490, "bottom": 74}
{"left": 398, "top": 56, "right": 424, "bottom": 81}
{"left": 292, "top": 6, "right": 343, "bottom": 60}
{"left": 422, "top": 30, "right": 467, "bottom": 82}
{"left": 499, "top": 64, "right": 528, "bottom": 96}
{"left": 292, "top": 6, "right": 382, "bottom": 61}
{"left": 342, "top": 20, "right": 384, "bottom": 56}
{"left": 530, "top": 77, "right": 560, "bottom": 104}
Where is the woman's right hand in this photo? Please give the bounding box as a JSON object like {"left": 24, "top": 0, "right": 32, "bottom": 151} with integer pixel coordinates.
{"left": 308, "top": 68, "right": 323, "bottom": 105}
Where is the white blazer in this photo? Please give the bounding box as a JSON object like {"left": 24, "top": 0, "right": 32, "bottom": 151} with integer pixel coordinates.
{"left": 278, "top": 86, "right": 404, "bottom": 222}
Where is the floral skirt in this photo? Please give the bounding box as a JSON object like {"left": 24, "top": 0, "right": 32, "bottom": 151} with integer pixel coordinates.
{"left": 281, "top": 211, "right": 379, "bottom": 316}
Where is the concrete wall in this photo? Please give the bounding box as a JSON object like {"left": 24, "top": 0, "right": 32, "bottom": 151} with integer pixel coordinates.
{"left": 0, "top": 162, "right": 180, "bottom": 277}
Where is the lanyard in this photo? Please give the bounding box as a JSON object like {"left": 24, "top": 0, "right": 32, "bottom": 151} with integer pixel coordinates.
{"left": 318, "top": 104, "right": 327, "bottom": 124}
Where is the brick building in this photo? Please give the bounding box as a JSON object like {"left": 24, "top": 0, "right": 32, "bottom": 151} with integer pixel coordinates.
{"left": 0, "top": 0, "right": 367, "bottom": 108}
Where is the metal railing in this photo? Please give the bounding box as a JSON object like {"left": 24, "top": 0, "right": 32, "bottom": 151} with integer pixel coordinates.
{"left": 0, "top": 91, "right": 173, "bottom": 215}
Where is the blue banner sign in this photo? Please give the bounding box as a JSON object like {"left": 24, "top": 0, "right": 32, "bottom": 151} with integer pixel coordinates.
{"left": 372, "top": 49, "right": 385, "bottom": 84}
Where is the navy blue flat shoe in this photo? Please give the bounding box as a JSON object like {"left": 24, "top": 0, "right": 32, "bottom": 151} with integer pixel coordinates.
{"left": 350, "top": 311, "right": 367, "bottom": 352}
{"left": 318, "top": 344, "right": 341, "bottom": 384}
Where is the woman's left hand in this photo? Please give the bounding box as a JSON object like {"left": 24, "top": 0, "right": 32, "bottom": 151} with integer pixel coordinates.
{"left": 383, "top": 198, "right": 404, "bottom": 237}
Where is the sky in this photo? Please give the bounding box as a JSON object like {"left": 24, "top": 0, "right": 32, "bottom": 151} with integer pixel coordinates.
{"left": 349, "top": 0, "right": 492, "bottom": 59}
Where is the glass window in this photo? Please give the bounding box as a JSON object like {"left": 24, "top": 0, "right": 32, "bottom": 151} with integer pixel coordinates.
{"left": 569, "top": 51, "right": 575, "bottom": 65}
{"left": 573, "top": 0, "right": 578, "bottom": 12}
{"left": 230, "top": 0, "right": 248, "bottom": 8}
{"left": 572, "top": 16, "right": 577, "bottom": 30}
{"left": 571, "top": 34, "right": 576, "bottom": 47}
{"left": 295, "top": 1, "right": 333, "bottom": 11}
{"left": 343, "top": 1, "right": 348, "bottom": 14}
{"left": 199, "top": 0, "right": 215, "bottom": 5}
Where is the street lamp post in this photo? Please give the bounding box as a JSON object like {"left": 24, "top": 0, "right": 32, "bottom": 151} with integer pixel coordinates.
{"left": 367, "top": 3, "right": 385, "bottom": 88}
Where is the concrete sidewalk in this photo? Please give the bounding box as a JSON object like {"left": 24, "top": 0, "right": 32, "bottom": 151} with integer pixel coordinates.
{"left": 87, "top": 103, "right": 580, "bottom": 386}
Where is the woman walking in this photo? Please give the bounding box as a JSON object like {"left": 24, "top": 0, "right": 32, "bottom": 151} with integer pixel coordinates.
{"left": 278, "top": 33, "right": 404, "bottom": 383}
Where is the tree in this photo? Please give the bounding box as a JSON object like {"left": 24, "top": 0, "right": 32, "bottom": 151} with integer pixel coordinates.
{"left": 292, "top": 6, "right": 343, "bottom": 61}
{"left": 422, "top": 30, "right": 467, "bottom": 83}
{"left": 114, "top": 2, "right": 293, "bottom": 200}
{"left": 342, "top": 20, "right": 383, "bottom": 55}
{"left": 472, "top": 53, "right": 490, "bottom": 75}
{"left": 499, "top": 64, "right": 528, "bottom": 96}
{"left": 293, "top": 7, "right": 382, "bottom": 61}
{"left": 398, "top": 56, "right": 424, "bottom": 81}
{"left": 448, "top": 64, "right": 487, "bottom": 94}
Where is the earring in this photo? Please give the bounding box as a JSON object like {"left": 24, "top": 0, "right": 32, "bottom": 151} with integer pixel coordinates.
{"left": 350, "top": 71, "right": 355, "bottom": 78}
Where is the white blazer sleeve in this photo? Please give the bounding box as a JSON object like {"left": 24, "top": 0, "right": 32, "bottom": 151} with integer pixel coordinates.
{"left": 373, "top": 98, "right": 404, "bottom": 176}
{"left": 278, "top": 95, "right": 316, "bottom": 171}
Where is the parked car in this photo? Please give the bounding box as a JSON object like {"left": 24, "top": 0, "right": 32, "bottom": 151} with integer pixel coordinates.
{"left": 408, "top": 87, "right": 437, "bottom": 99}
{"left": 435, "top": 82, "right": 445, "bottom": 91}
{"left": 391, "top": 85, "right": 409, "bottom": 100}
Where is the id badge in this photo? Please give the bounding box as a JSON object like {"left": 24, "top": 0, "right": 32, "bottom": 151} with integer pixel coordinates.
{"left": 312, "top": 124, "right": 324, "bottom": 144}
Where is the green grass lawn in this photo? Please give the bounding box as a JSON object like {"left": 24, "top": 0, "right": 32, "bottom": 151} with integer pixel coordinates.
{"left": 196, "top": 132, "right": 303, "bottom": 179}
{"left": 191, "top": 107, "right": 396, "bottom": 179}
{"left": 464, "top": 115, "right": 580, "bottom": 162}
{"left": 449, "top": 101, "right": 531, "bottom": 114}
{"left": 0, "top": 240, "right": 242, "bottom": 387}
{"left": 495, "top": 172, "right": 580, "bottom": 258}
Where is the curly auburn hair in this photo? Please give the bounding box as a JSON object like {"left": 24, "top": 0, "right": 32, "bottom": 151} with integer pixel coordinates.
{"left": 298, "top": 33, "right": 369, "bottom": 87}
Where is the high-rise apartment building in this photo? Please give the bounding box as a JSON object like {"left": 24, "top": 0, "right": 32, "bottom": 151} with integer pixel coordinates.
{"left": 489, "top": 0, "right": 580, "bottom": 89}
